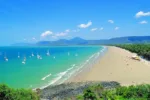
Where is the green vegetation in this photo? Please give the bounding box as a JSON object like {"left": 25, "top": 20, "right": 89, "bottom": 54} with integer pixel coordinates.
{"left": 115, "top": 44, "right": 150, "bottom": 60}
{"left": 75, "top": 84, "right": 150, "bottom": 100}
{"left": 0, "top": 84, "right": 39, "bottom": 100}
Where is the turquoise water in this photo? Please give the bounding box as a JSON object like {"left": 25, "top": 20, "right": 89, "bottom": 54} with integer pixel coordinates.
{"left": 0, "top": 46, "right": 104, "bottom": 89}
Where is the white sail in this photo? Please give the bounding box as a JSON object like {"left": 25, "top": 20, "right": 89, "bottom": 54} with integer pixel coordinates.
{"left": 46, "top": 50, "right": 50, "bottom": 56}
{"left": 37, "top": 53, "right": 42, "bottom": 60}
{"left": 31, "top": 52, "right": 34, "bottom": 57}
{"left": 4, "top": 53, "right": 8, "bottom": 61}
{"left": 18, "top": 52, "right": 20, "bottom": 58}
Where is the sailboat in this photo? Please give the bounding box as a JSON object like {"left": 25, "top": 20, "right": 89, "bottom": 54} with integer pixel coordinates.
{"left": 18, "top": 52, "right": 20, "bottom": 58}
{"left": 31, "top": 52, "right": 34, "bottom": 57}
{"left": 37, "top": 53, "right": 40, "bottom": 59}
{"left": 22, "top": 60, "right": 26, "bottom": 64}
{"left": 4, "top": 57, "right": 8, "bottom": 61}
{"left": 46, "top": 50, "right": 50, "bottom": 56}
{"left": 37, "top": 53, "right": 42, "bottom": 60}
{"left": 22, "top": 56, "right": 26, "bottom": 64}
{"left": 39, "top": 56, "right": 42, "bottom": 59}
{"left": 4, "top": 53, "right": 8, "bottom": 61}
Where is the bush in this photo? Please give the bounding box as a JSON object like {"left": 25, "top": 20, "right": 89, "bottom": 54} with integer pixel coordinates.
{"left": 83, "top": 88, "right": 97, "bottom": 100}
{"left": 77, "top": 84, "right": 150, "bottom": 100}
{"left": 0, "top": 84, "right": 39, "bottom": 100}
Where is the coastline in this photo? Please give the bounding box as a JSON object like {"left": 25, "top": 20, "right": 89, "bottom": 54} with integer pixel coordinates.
{"left": 67, "top": 46, "right": 150, "bottom": 86}
{"left": 66, "top": 46, "right": 107, "bottom": 83}
{"left": 37, "top": 46, "right": 106, "bottom": 90}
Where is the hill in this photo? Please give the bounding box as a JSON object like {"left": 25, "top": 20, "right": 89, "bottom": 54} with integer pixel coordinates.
{"left": 37, "top": 36, "right": 150, "bottom": 46}
{"left": 12, "top": 36, "right": 150, "bottom": 46}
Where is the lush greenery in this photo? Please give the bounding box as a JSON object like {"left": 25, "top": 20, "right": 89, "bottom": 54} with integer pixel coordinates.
{"left": 0, "top": 84, "right": 39, "bottom": 100}
{"left": 115, "top": 44, "right": 150, "bottom": 60}
{"left": 75, "top": 84, "right": 150, "bottom": 100}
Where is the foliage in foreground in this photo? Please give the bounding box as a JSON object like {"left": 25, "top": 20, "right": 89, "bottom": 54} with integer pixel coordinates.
{"left": 75, "top": 84, "right": 150, "bottom": 100}
{"left": 115, "top": 44, "right": 150, "bottom": 60}
{"left": 0, "top": 84, "right": 39, "bottom": 100}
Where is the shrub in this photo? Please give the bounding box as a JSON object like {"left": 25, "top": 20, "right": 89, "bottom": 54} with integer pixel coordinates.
{"left": 78, "top": 84, "right": 150, "bottom": 100}
{"left": 0, "top": 84, "right": 39, "bottom": 100}
{"left": 83, "top": 88, "right": 97, "bottom": 100}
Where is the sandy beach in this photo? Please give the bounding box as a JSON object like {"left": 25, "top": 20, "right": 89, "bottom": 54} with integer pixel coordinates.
{"left": 68, "top": 46, "right": 150, "bottom": 86}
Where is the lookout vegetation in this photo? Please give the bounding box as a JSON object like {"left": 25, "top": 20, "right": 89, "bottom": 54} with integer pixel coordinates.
{"left": 1, "top": 83, "right": 150, "bottom": 100}
{"left": 73, "top": 84, "right": 150, "bottom": 100}
{"left": 0, "top": 84, "right": 39, "bottom": 100}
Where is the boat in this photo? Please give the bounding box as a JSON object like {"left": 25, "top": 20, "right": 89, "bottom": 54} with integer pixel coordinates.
{"left": 37, "top": 53, "right": 40, "bottom": 59}
{"left": 22, "top": 61, "right": 26, "bottom": 64}
{"left": 4, "top": 57, "right": 8, "bottom": 61}
{"left": 37, "top": 53, "right": 42, "bottom": 60}
{"left": 24, "top": 57, "right": 26, "bottom": 61}
{"left": 22, "top": 56, "right": 26, "bottom": 64}
{"left": 18, "top": 52, "right": 20, "bottom": 58}
{"left": 46, "top": 50, "right": 50, "bottom": 56}
{"left": 4, "top": 53, "right": 8, "bottom": 61}
{"left": 31, "top": 52, "right": 34, "bottom": 57}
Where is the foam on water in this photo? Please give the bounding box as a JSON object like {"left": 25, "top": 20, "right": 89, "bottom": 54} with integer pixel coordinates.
{"left": 39, "top": 46, "right": 107, "bottom": 89}
{"left": 0, "top": 46, "right": 105, "bottom": 89}
{"left": 41, "top": 73, "right": 52, "bottom": 81}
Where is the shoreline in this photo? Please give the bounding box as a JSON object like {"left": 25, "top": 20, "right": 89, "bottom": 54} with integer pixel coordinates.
{"left": 38, "top": 46, "right": 107, "bottom": 90}
{"left": 37, "top": 46, "right": 106, "bottom": 90}
{"left": 66, "top": 46, "right": 107, "bottom": 83}
{"left": 67, "top": 46, "right": 150, "bottom": 86}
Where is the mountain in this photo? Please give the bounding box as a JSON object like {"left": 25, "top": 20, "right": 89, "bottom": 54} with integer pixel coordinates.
{"left": 13, "top": 36, "right": 150, "bottom": 46}
{"left": 36, "top": 37, "right": 87, "bottom": 46}
{"left": 86, "top": 36, "right": 150, "bottom": 45}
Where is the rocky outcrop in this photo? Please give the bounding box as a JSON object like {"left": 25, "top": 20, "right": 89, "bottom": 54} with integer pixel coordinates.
{"left": 40, "top": 81, "right": 120, "bottom": 100}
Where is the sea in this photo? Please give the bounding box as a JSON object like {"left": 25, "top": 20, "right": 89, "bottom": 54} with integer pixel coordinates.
{"left": 0, "top": 46, "right": 105, "bottom": 89}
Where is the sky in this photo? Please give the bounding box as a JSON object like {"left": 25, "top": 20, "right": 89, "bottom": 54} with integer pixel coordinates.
{"left": 0, "top": 0, "right": 150, "bottom": 45}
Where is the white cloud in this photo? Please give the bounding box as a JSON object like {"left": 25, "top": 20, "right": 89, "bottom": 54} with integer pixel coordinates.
{"left": 65, "top": 29, "right": 70, "bottom": 33}
{"left": 78, "top": 21, "right": 92, "bottom": 28}
{"left": 139, "top": 20, "right": 148, "bottom": 24}
{"left": 100, "top": 27, "right": 104, "bottom": 30}
{"left": 115, "top": 27, "right": 119, "bottom": 30}
{"left": 55, "top": 32, "right": 68, "bottom": 37}
{"left": 41, "top": 31, "right": 53, "bottom": 37}
{"left": 91, "top": 28, "right": 98, "bottom": 31}
{"left": 108, "top": 20, "right": 114, "bottom": 24}
{"left": 32, "top": 37, "right": 36, "bottom": 40}
{"left": 51, "top": 36, "right": 58, "bottom": 39}
{"left": 135, "top": 11, "right": 150, "bottom": 18}
{"left": 72, "top": 29, "right": 80, "bottom": 32}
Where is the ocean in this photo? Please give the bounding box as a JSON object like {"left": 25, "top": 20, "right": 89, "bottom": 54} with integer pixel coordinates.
{"left": 0, "top": 46, "right": 105, "bottom": 89}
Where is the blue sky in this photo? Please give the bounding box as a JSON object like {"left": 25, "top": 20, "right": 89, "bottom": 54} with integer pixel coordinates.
{"left": 0, "top": 0, "right": 150, "bottom": 45}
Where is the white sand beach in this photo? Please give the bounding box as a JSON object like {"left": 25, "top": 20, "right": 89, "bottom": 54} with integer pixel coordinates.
{"left": 69, "top": 46, "right": 150, "bottom": 86}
